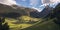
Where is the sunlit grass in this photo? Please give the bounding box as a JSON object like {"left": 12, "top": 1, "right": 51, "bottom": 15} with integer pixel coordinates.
{"left": 5, "top": 18, "right": 32, "bottom": 29}
{"left": 19, "top": 16, "right": 40, "bottom": 21}
{"left": 4, "top": 16, "right": 42, "bottom": 30}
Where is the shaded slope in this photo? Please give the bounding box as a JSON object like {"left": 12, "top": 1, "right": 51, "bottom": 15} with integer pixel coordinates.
{"left": 0, "top": 3, "right": 37, "bottom": 18}
{"left": 30, "top": 5, "right": 53, "bottom": 18}
{"left": 52, "top": 3, "right": 60, "bottom": 25}
{"left": 22, "top": 18, "right": 60, "bottom": 30}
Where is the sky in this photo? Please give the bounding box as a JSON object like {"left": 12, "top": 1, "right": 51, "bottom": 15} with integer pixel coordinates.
{"left": 0, "top": 0, "right": 60, "bottom": 12}
{"left": 16, "top": 0, "right": 60, "bottom": 12}
{"left": 16, "top": 0, "right": 42, "bottom": 8}
{"left": 16, "top": 0, "right": 60, "bottom": 7}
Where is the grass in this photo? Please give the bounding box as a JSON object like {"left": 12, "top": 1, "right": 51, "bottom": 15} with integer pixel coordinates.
{"left": 22, "top": 18, "right": 60, "bottom": 30}
{"left": 5, "top": 18, "right": 32, "bottom": 30}
{"left": 19, "top": 16, "right": 40, "bottom": 21}
{"left": 4, "top": 16, "right": 60, "bottom": 30}
{"left": 4, "top": 16, "right": 41, "bottom": 30}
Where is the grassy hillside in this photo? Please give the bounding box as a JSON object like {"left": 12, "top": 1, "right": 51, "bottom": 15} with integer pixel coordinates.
{"left": 22, "top": 18, "right": 60, "bottom": 30}
{"left": 4, "top": 16, "right": 60, "bottom": 30}
{"left": 4, "top": 16, "right": 41, "bottom": 30}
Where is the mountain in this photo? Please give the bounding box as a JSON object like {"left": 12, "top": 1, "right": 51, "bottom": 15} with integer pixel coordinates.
{"left": 0, "top": 3, "right": 37, "bottom": 18}
{"left": 52, "top": 3, "right": 60, "bottom": 24}
{"left": 0, "top": 3, "right": 54, "bottom": 18}
{"left": 30, "top": 5, "right": 53, "bottom": 18}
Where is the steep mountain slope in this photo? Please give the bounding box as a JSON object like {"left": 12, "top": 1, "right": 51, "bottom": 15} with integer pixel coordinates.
{"left": 52, "top": 3, "right": 60, "bottom": 24}
{"left": 39, "top": 5, "right": 53, "bottom": 18}
{"left": 0, "top": 3, "right": 37, "bottom": 18}
{"left": 30, "top": 5, "right": 53, "bottom": 18}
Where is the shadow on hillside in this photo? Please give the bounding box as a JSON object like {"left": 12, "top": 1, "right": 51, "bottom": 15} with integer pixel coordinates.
{"left": 0, "top": 12, "right": 21, "bottom": 19}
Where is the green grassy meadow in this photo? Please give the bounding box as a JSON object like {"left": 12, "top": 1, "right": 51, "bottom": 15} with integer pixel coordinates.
{"left": 4, "top": 16, "right": 60, "bottom": 30}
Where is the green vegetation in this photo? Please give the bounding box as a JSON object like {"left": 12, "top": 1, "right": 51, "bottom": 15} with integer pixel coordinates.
{"left": 22, "top": 18, "right": 60, "bottom": 30}
{"left": 4, "top": 16, "right": 41, "bottom": 30}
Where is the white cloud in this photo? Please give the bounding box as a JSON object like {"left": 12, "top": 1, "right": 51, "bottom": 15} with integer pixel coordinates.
{"left": 41, "top": 0, "right": 60, "bottom": 8}
{"left": 41, "top": 0, "right": 60, "bottom": 4}
{"left": 0, "top": 0, "right": 16, "bottom": 5}
{"left": 32, "top": 7, "right": 43, "bottom": 12}
{"left": 50, "top": 0, "right": 60, "bottom": 3}
{"left": 30, "top": 0, "right": 38, "bottom": 6}
{"left": 41, "top": 3, "right": 50, "bottom": 7}
{"left": 41, "top": 0, "right": 51, "bottom": 4}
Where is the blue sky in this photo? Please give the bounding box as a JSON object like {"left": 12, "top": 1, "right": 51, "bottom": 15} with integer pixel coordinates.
{"left": 16, "top": 0, "right": 42, "bottom": 8}
{"left": 16, "top": 0, "right": 44, "bottom": 12}
{"left": 15, "top": 0, "right": 60, "bottom": 8}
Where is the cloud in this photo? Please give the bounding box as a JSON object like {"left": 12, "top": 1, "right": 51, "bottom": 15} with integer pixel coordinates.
{"left": 30, "top": 0, "right": 38, "bottom": 6}
{"left": 41, "top": 0, "right": 60, "bottom": 8}
{"left": 50, "top": 0, "right": 60, "bottom": 3}
{"left": 41, "top": 0, "right": 51, "bottom": 4}
{"left": 32, "top": 7, "right": 43, "bottom": 12}
{"left": 41, "top": 0, "right": 60, "bottom": 4}
{"left": 0, "top": 0, "right": 16, "bottom": 5}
